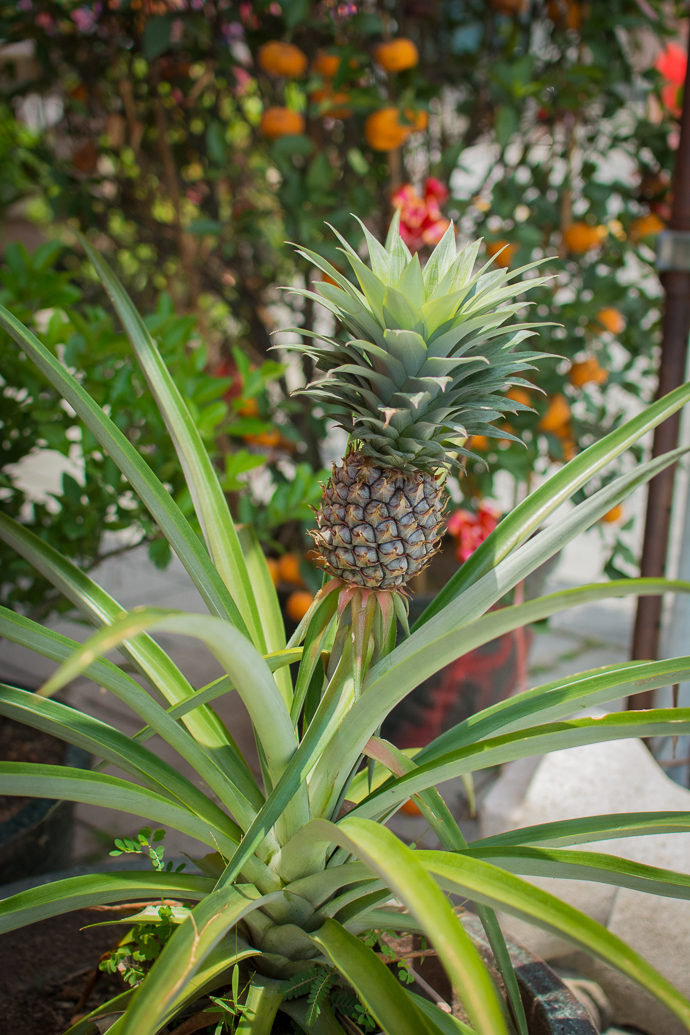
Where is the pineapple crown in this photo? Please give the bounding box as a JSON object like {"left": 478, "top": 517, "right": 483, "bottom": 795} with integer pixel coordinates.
{"left": 281, "top": 212, "right": 550, "bottom": 473}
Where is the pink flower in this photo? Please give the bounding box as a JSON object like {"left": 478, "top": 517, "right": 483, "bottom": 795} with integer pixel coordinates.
{"left": 656, "top": 41, "right": 687, "bottom": 117}
{"left": 233, "top": 67, "right": 252, "bottom": 95}
{"left": 239, "top": 1, "right": 257, "bottom": 26}
{"left": 170, "top": 17, "right": 185, "bottom": 43}
{"left": 71, "top": 5, "right": 98, "bottom": 32}
{"left": 36, "top": 10, "right": 54, "bottom": 31}
{"left": 447, "top": 502, "right": 501, "bottom": 563}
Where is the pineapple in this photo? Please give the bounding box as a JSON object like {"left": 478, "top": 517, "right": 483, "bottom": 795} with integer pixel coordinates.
{"left": 284, "top": 214, "right": 547, "bottom": 590}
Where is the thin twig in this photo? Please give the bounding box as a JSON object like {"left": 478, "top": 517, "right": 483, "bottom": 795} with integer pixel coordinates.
{"left": 406, "top": 964, "right": 452, "bottom": 1013}
{"left": 375, "top": 948, "right": 438, "bottom": 964}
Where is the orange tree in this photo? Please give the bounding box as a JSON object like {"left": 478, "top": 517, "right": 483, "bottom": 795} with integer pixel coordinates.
{"left": 0, "top": 0, "right": 684, "bottom": 578}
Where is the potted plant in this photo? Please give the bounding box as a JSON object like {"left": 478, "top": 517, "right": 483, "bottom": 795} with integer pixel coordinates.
{"left": 1, "top": 220, "right": 690, "bottom": 1035}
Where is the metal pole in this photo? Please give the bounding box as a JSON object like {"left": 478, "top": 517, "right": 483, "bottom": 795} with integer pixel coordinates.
{"left": 629, "top": 33, "right": 690, "bottom": 706}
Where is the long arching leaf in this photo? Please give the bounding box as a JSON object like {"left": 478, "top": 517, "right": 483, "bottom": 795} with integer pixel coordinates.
{"left": 79, "top": 235, "right": 264, "bottom": 650}
{"left": 415, "top": 379, "right": 690, "bottom": 628}
{"left": 0, "top": 684, "right": 240, "bottom": 840}
{"left": 462, "top": 845, "right": 690, "bottom": 900}
{"left": 350, "top": 710, "right": 690, "bottom": 820}
{"left": 0, "top": 763, "right": 238, "bottom": 853}
{"left": 290, "top": 817, "right": 508, "bottom": 1035}
{"left": 312, "top": 920, "right": 453, "bottom": 1035}
{"left": 310, "top": 578, "right": 690, "bottom": 818}
{"left": 0, "top": 516, "right": 260, "bottom": 821}
{"left": 0, "top": 604, "right": 264, "bottom": 820}
{"left": 416, "top": 655, "right": 690, "bottom": 765}
{"left": 471, "top": 812, "right": 690, "bottom": 849}
{"left": 38, "top": 607, "right": 309, "bottom": 841}
{"left": 0, "top": 870, "right": 213, "bottom": 933}
{"left": 39, "top": 608, "right": 299, "bottom": 792}
{"left": 0, "top": 301, "right": 246, "bottom": 631}
{"left": 415, "top": 850, "right": 690, "bottom": 1029}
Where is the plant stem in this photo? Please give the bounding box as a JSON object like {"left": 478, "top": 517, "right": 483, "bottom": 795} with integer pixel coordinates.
{"left": 235, "top": 975, "right": 284, "bottom": 1035}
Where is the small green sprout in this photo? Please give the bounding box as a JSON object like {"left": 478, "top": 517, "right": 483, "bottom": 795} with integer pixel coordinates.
{"left": 109, "top": 826, "right": 186, "bottom": 873}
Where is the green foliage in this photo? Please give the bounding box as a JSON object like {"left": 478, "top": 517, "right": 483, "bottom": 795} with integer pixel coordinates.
{"left": 206, "top": 966, "right": 252, "bottom": 1032}
{"left": 361, "top": 928, "right": 419, "bottom": 986}
{"left": 109, "top": 826, "right": 186, "bottom": 874}
{"left": 281, "top": 964, "right": 336, "bottom": 1024}
{"left": 281, "top": 963, "right": 377, "bottom": 1029}
{"left": 330, "top": 986, "right": 378, "bottom": 1032}
{"left": 0, "top": 244, "right": 290, "bottom": 619}
{"left": 0, "top": 0, "right": 681, "bottom": 583}
{"left": 100, "top": 902, "right": 177, "bottom": 988}
{"left": 3, "top": 219, "right": 690, "bottom": 1035}
{"left": 237, "top": 461, "right": 328, "bottom": 552}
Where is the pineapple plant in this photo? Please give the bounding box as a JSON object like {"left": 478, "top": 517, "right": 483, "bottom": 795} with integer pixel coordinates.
{"left": 3, "top": 225, "right": 690, "bottom": 1035}
{"left": 284, "top": 213, "right": 547, "bottom": 589}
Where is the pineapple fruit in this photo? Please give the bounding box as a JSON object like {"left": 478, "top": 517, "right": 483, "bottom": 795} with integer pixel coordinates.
{"left": 285, "top": 213, "right": 546, "bottom": 590}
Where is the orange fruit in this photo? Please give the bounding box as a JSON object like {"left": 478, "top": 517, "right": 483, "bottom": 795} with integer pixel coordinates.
{"left": 539, "top": 393, "right": 571, "bottom": 433}
{"left": 629, "top": 213, "right": 665, "bottom": 242}
{"left": 569, "top": 357, "right": 608, "bottom": 387}
{"left": 364, "top": 107, "right": 427, "bottom": 151}
{"left": 286, "top": 590, "right": 314, "bottom": 622}
{"left": 400, "top": 797, "right": 423, "bottom": 816}
{"left": 471, "top": 435, "right": 490, "bottom": 450}
{"left": 601, "top": 503, "right": 624, "bottom": 523}
{"left": 310, "top": 86, "right": 352, "bottom": 119}
{"left": 244, "top": 428, "right": 281, "bottom": 447}
{"left": 491, "top": 0, "right": 528, "bottom": 11}
{"left": 73, "top": 141, "right": 99, "bottom": 172}
{"left": 486, "top": 240, "right": 518, "bottom": 268}
{"left": 562, "top": 222, "right": 608, "bottom": 253}
{"left": 68, "top": 83, "right": 89, "bottom": 104}
{"left": 498, "top": 422, "right": 515, "bottom": 447}
{"left": 546, "top": 0, "right": 582, "bottom": 29}
{"left": 278, "top": 553, "right": 305, "bottom": 586}
{"left": 265, "top": 557, "right": 280, "bottom": 585}
{"left": 258, "top": 41, "right": 307, "bottom": 78}
{"left": 237, "top": 396, "right": 259, "bottom": 417}
{"left": 313, "top": 50, "right": 341, "bottom": 77}
{"left": 560, "top": 437, "right": 577, "bottom": 461}
{"left": 374, "top": 38, "right": 419, "bottom": 73}
{"left": 596, "top": 307, "right": 626, "bottom": 335}
{"left": 505, "top": 386, "right": 532, "bottom": 407}
{"left": 260, "top": 107, "right": 305, "bottom": 140}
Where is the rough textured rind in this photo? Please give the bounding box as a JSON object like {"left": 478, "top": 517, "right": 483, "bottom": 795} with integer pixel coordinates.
{"left": 311, "top": 451, "right": 446, "bottom": 589}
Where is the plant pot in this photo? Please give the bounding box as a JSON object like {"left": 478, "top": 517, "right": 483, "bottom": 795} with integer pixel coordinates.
{"left": 0, "top": 867, "right": 597, "bottom": 1035}
{"left": 0, "top": 718, "right": 91, "bottom": 884}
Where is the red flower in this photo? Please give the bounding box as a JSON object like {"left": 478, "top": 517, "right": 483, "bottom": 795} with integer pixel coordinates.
{"left": 447, "top": 502, "right": 501, "bottom": 563}
{"left": 391, "top": 178, "right": 451, "bottom": 252}
{"left": 655, "top": 41, "right": 687, "bottom": 117}
{"left": 424, "top": 176, "right": 450, "bottom": 203}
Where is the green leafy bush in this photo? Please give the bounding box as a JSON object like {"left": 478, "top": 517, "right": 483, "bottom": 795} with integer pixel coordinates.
{"left": 0, "top": 0, "right": 682, "bottom": 579}
{"left": 0, "top": 242, "right": 279, "bottom": 619}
